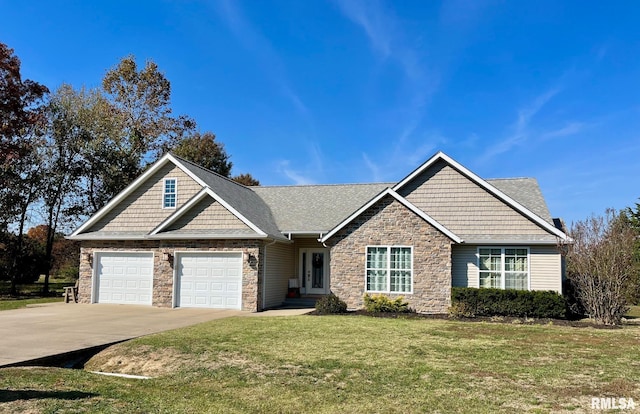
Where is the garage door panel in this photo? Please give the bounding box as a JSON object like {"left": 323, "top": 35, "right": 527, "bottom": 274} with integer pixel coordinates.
{"left": 96, "top": 252, "right": 153, "bottom": 305}
{"left": 177, "top": 252, "right": 242, "bottom": 309}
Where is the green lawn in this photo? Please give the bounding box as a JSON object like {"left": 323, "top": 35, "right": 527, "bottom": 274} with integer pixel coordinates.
{"left": 0, "top": 297, "right": 62, "bottom": 311}
{"left": 626, "top": 305, "right": 640, "bottom": 319}
{"left": 0, "top": 277, "right": 74, "bottom": 299}
{"left": 1, "top": 315, "right": 639, "bottom": 413}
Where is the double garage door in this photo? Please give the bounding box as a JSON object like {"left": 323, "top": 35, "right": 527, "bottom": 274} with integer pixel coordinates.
{"left": 94, "top": 252, "right": 242, "bottom": 309}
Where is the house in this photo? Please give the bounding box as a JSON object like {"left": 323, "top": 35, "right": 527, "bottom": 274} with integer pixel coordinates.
{"left": 69, "top": 151, "right": 570, "bottom": 313}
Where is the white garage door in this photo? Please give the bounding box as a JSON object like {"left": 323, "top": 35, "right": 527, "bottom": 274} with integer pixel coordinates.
{"left": 177, "top": 252, "right": 242, "bottom": 309}
{"left": 95, "top": 252, "right": 154, "bottom": 305}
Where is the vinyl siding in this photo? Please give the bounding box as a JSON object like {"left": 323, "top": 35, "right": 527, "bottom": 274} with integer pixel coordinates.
{"left": 398, "top": 160, "right": 550, "bottom": 238}
{"left": 530, "top": 246, "right": 562, "bottom": 292}
{"left": 451, "top": 244, "right": 562, "bottom": 293}
{"left": 451, "top": 245, "right": 479, "bottom": 288}
{"left": 89, "top": 164, "right": 202, "bottom": 233}
{"left": 167, "top": 197, "right": 250, "bottom": 231}
{"left": 263, "top": 242, "right": 296, "bottom": 308}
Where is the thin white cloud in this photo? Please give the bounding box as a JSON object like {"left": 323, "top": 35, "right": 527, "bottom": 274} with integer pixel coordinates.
{"left": 334, "top": 0, "right": 393, "bottom": 59}
{"left": 276, "top": 160, "right": 316, "bottom": 185}
{"left": 213, "top": 0, "right": 310, "bottom": 118}
{"left": 540, "top": 122, "right": 586, "bottom": 140}
{"left": 334, "top": 0, "right": 425, "bottom": 82}
{"left": 362, "top": 153, "right": 383, "bottom": 182}
{"left": 482, "top": 87, "right": 560, "bottom": 161}
{"left": 275, "top": 141, "right": 325, "bottom": 185}
{"left": 361, "top": 131, "right": 444, "bottom": 183}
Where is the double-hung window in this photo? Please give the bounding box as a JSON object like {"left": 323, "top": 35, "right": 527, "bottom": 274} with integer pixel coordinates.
{"left": 366, "top": 246, "right": 412, "bottom": 293}
{"left": 478, "top": 247, "right": 529, "bottom": 290}
{"left": 163, "top": 178, "right": 177, "bottom": 209}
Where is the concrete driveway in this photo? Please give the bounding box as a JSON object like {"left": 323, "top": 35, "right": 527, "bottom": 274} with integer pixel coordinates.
{"left": 0, "top": 303, "right": 244, "bottom": 367}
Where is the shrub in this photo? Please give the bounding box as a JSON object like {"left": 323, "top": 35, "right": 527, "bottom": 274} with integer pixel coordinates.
{"left": 363, "top": 294, "right": 410, "bottom": 313}
{"left": 315, "top": 293, "right": 347, "bottom": 314}
{"left": 448, "top": 302, "right": 475, "bottom": 318}
{"left": 451, "top": 287, "right": 566, "bottom": 319}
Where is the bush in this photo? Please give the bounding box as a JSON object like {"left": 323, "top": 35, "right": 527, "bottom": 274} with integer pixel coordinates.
{"left": 562, "top": 278, "right": 586, "bottom": 320}
{"left": 451, "top": 287, "right": 566, "bottom": 319}
{"left": 363, "top": 294, "right": 411, "bottom": 313}
{"left": 448, "top": 302, "right": 475, "bottom": 318}
{"left": 315, "top": 293, "right": 347, "bottom": 314}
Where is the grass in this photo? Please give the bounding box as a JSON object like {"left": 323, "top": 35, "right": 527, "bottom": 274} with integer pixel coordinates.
{"left": 1, "top": 316, "right": 639, "bottom": 413}
{"left": 0, "top": 297, "right": 62, "bottom": 311}
{"left": 0, "top": 275, "right": 75, "bottom": 299}
{"left": 626, "top": 305, "right": 640, "bottom": 319}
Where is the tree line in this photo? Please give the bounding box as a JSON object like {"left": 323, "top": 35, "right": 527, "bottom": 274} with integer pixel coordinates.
{"left": 1, "top": 42, "right": 258, "bottom": 296}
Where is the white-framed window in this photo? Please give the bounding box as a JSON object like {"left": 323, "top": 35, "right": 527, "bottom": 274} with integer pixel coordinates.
{"left": 163, "top": 178, "right": 177, "bottom": 209}
{"left": 366, "top": 246, "right": 413, "bottom": 293}
{"left": 478, "top": 247, "right": 529, "bottom": 290}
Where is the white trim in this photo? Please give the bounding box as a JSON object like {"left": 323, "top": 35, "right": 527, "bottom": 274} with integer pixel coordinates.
{"left": 71, "top": 153, "right": 208, "bottom": 238}
{"left": 392, "top": 151, "right": 570, "bottom": 241}
{"left": 70, "top": 233, "right": 269, "bottom": 240}
{"left": 162, "top": 177, "right": 177, "bottom": 209}
{"left": 92, "top": 251, "right": 155, "bottom": 305}
{"left": 149, "top": 233, "right": 269, "bottom": 240}
{"left": 72, "top": 234, "right": 149, "bottom": 241}
{"left": 172, "top": 250, "right": 244, "bottom": 309}
{"left": 364, "top": 245, "right": 414, "bottom": 294}
{"left": 149, "top": 187, "right": 267, "bottom": 237}
{"left": 464, "top": 239, "right": 559, "bottom": 245}
{"left": 320, "top": 188, "right": 462, "bottom": 244}
{"left": 476, "top": 246, "right": 531, "bottom": 290}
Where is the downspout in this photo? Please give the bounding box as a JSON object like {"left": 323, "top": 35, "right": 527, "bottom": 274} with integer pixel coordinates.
{"left": 262, "top": 239, "right": 278, "bottom": 311}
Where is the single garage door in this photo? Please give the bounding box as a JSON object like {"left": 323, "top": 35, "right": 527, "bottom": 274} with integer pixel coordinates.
{"left": 95, "top": 252, "right": 154, "bottom": 305}
{"left": 177, "top": 252, "right": 242, "bottom": 309}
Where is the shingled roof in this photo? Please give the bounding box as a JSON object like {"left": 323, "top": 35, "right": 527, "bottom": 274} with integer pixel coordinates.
{"left": 70, "top": 151, "right": 563, "bottom": 242}
{"left": 252, "top": 178, "right": 555, "bottom": 234}
{"left": 253, "top": 183, "right": 392, "bottom": 234}
{"left": 174, "top": 155, "right": 286, "bottom": 240}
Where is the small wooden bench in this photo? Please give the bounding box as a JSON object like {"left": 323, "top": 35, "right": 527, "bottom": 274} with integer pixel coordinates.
{"left": 63, "top": 280, "right": 79, "bottom": 303}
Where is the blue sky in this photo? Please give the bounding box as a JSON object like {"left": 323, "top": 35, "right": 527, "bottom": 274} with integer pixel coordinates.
{"left": 2, "top": 0, "right": 639, "bottom": 226}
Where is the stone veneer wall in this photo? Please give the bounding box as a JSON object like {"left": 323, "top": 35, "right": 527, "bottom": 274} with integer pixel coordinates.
{"left": 325, "top": 195, "right": 452, "bottom": 313}
{"left": 78, "top": 239, "right": 263, "bottom": 311}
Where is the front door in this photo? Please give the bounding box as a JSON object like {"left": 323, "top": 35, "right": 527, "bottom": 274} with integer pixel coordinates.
{"left": 300, "top": 249, "right": 328, "bottom": 294}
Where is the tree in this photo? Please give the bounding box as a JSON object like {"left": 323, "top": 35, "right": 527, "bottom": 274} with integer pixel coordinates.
{"left": 27, "top": 225, "right": 79, "bottom": 281}
{"left": 0, "top": 42, "right": 48, "bottom": 227}
{"left": 622, "top": 199, "right": 640, "bottom": 304}
{"left": 171, "top": 131, "right": 232, "bottom": 176}
{"left": 0, "top": 42, "right": 48, "bottom": 294}
{"left": 0, "top": 42, "right": 49, "bottom": 170}
{"left": 565, "top": 209, "right": 637, "bottom": 325}
{"left": 81, "top": 56, "right": 195, "bottom": 213}
{"left": 38, "top": 84, "right": 88, "bottom": 293}
{"left": 232, "top": 173, "right": 260, "bottom": 186}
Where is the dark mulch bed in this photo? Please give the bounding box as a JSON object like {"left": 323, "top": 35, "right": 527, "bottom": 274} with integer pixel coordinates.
{"left": 310, "top": 310, "right": 624, "bottom": 329}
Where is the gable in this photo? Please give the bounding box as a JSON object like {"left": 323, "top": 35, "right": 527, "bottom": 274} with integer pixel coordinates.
{"left": 321, "top": 188, "right": 461, "bottom": 244}
{"left": 396, "top": 159, "right": 555, "bottom": 241}
{"left": 165, "top": 196, "right": 250, "bottom": 232}
{"left": 325, "top": 194, "right": 454, "bottom": 246}
{"left": 87, "top": 163, "right": 202, "bottom": 233}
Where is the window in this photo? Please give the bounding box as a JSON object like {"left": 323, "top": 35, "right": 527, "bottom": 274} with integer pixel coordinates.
{"left": 366, "top": 246, "right": 412, "bottom": 293}
{"left": 478, "top": 247, "right": 529, "bottom": 290}
{"left": 163, "top": 178, "right": 176, "bottom": 208}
